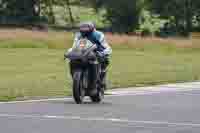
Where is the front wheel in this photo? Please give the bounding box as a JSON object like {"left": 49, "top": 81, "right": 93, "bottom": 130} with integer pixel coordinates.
{"left": 73, "top": 70, "right": 85, "bottom": 104}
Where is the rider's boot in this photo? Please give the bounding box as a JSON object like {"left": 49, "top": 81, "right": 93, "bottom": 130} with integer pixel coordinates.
{"left": 100, "top": 70, "right": 107, "bottom": 90}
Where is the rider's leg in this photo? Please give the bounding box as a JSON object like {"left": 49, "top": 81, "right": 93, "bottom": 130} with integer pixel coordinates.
{"left": 88, "top": 64, "right": 98, "bottom": 95}
{"left": 100, "top": 58, "right": 110, "bottom": 89}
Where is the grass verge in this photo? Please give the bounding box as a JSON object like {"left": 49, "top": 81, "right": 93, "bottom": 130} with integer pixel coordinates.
{"left": 0, "top": 29, "right": 200, "bottom": 101}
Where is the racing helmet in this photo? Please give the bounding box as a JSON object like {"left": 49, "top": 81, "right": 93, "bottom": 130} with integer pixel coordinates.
{"left": 79, "top": 22, "right": 95, "bottom": 36}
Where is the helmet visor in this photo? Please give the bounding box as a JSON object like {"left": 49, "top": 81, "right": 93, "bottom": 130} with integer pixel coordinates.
{"left": 80, "top": 25, "right": 90, "bottom": 32}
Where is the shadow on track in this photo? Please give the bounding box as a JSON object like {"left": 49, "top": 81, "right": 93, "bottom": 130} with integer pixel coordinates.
{"left": 50, "top": 99, "right": 113, "bottom": 106}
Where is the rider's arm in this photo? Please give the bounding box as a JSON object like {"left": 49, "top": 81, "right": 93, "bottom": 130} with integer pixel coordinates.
{"left": 72, "top": 32, "right": 81, "bottom": 48}
{"left": 99, "top": 33, "right": 112, "bottom": 56}
{"left": 68, "top": 32, "right": 81, "bottom": 52}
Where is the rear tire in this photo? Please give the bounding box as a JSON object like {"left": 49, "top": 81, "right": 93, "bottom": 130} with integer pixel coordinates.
{"left": 73, "top": 70, "right": 84, "bottom": 104}
{"left": 90, "top": 86, "right": 104, "bottom": 103}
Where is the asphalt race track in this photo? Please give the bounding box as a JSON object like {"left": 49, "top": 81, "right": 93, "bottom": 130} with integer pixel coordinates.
{"left": 0, "top": 82, "right": 200, "bottom": 133}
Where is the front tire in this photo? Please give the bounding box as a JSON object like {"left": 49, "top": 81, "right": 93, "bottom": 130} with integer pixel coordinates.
{"left": 73, "top": 70, "right": 84, "bottom": 104}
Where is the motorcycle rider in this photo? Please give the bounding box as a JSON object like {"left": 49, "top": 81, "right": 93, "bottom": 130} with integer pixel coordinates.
{"left": 69, "top": 22, "right": 112, "bottom": 93}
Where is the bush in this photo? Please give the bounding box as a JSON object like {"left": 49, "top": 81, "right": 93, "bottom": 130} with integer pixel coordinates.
{"left": 139, "top": 10, "right": 167, "bottom": 36}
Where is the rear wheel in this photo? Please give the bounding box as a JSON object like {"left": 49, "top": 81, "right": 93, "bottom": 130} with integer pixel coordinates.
{"left": 90, "top": 85, "right": 104, "bottom": 103}
{"left": 90, "top": 65, "right": 105, "bottom": 103}
{"left": 73, "top": 70, "right": 85, "bottom": 104}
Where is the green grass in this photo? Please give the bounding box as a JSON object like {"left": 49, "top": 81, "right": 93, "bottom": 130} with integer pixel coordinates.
{"left": 0, "top": 30, "right": 200, "bottom": 101}
{"left": 0, "top": 40, "right": 48, "bottom": 48}
{"left": 0, "top": 47, "right": 200, "bottom": 101}
{"left": 110, "top": 49, "right": 200, "bottom": 88}
{"left": 0, "top": 49, "right": 71, "bottom": 101}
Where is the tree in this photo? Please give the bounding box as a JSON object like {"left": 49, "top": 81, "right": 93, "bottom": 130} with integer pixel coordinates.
{"left": 0, "top": 0, "right": 41, "bottom": 25}
{"left": 41, "top": 0, "right": 77, "bottom": 26}
{"left": 192, "top": 0, "right": 200, "bottom": 30}
{"left": 68, "top": 0, "right": 74, "bottom": 24}
{"left": 40, "top": 0, "right": 56, "bottom": 24}
{"left": 89, "top": 0, "right": 143, "bottom": 33}
{"left": 150, "top": 0, "right": 200, "bottom": 35}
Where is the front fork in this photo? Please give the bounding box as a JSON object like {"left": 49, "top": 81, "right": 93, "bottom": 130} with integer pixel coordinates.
{"left": 69, "top": 62, "right": 99, "bottom": 91}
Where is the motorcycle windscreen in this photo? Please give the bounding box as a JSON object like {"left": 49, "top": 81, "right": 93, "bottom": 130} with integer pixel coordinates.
{"left": 73, "top": 39, "right": 94, "bottom": 51}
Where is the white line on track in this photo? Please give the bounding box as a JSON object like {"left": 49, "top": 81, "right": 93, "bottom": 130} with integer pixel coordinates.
{"left": 0, "top": 92, "right": 164, "bottom": 104}
{"left": 107, "top": 89, "right": 200, "bottom": 96}
{"left": 0, "top": 113, "right": 200, "bottom": 128}
{"left": 0, "top": 92, "right": 186, "bottom": 104}
{"left": 0, "top": 98, "right": 72, "bottom": 104}
{"left": 0, "top": 88, "right": 199, "bottom": 104}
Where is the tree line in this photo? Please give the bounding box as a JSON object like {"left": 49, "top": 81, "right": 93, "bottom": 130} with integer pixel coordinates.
{"left": 0, "top": 0, "right": 200, "bottom": 35}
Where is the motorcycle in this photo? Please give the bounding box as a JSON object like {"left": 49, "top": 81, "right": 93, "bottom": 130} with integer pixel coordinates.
{"left": 64, "top": 38, "right": 105, "bottom": 104}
